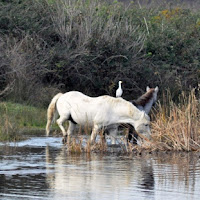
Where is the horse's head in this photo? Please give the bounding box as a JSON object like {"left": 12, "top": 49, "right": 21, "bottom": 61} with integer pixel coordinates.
{"left": 134, "top": 111, "right": 151, "bottom": 141}
{"left": 146, "top": 86, "right": 159, "bottom": 105}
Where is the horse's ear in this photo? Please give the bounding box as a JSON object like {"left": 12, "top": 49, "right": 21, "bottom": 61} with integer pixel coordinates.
{"left": 146, "top": 86, "right": 150, "bottom": 92}
{"left": 155, "top": 86, "right": 159, "bottom": 93}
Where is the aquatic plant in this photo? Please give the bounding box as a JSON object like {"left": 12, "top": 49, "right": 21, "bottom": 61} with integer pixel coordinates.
{"left": 67, "top": 137, "right": 83, "bottom": 154}
{"left": 66, "top": 131, "right": 107, "bottom": 153}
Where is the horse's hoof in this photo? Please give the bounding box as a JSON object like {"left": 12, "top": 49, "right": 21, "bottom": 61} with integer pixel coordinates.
{"left": 62, "top": 136, "right": 67, "bottom": 144}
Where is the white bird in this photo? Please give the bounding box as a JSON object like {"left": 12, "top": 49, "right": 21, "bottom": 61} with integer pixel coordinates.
{"left": 116, "top": 80, "right": 123, "bottom": 98}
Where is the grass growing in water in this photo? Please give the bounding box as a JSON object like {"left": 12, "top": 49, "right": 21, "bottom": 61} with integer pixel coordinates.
{"left": 66, "top": 131, "right": 107, "bottom": 154}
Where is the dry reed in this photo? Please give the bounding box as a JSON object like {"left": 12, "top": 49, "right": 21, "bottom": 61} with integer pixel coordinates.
{"left": 139, "top": 89, "right": 200, "bottom": 152}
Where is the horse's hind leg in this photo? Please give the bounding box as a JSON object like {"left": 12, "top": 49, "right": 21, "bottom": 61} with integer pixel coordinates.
{"left": 65, "top": 121, "right": 76, "bottom": 143}
{"left": 56, "top": 117, "right": 68, "bottom": 143}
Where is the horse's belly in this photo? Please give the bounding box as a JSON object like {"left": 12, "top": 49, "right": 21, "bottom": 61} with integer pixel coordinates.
{"left": 71, "top": 111, "right": 95, "bottom": 126}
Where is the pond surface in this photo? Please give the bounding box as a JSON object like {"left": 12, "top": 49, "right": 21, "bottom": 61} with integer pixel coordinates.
{"left": 0, "top": 136, "right": 200, "bottom": 200}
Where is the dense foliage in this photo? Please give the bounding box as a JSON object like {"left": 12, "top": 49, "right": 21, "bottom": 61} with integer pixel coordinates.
{"left": 0, "top": 0, "right": 199, "bottom": 106}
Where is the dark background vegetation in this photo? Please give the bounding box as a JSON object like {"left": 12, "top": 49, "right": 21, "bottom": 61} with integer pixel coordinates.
{"left": 0, "top": 0, "right": 199, "bottom": 107}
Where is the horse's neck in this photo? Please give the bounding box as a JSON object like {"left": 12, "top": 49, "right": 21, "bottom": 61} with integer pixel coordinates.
{"left": 142, "top": 98, "right": 154, "bottom": 114}
{"left": 137, "top": 105, "right": 144, "bottom": 112}
{"left": 114, "top": 111, "right": 139, "bottom": 127}
{"left": 128, "top": 103, "right": 144, "bottom": 121}
{"left": 134, "top": 96, "right": 155, "bottom": 114}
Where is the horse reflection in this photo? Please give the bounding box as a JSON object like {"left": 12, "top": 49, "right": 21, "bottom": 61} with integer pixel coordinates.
{"left": 45, "top": 146, "right": 155, "bottom": 199}
{"left": 138, "top": 160, "right": 154, "bottom": 192}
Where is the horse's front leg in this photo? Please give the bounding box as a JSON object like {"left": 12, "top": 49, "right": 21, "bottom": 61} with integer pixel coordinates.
{"left": 107, "top": 124, "right": 118, "bottom": 145}
{"left": 90, "top": 124, "right": 101, "bottom": 144}
{"left": 127, "top": 128, "right": 138, "bottom": 145}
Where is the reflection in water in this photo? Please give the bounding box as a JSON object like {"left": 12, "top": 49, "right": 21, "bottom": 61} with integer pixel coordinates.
{"left": 153, "top": 152, "right": 200, "bottom": 199}
{"left": 0, "top": 137, "right": 200, "bottom": 200}
{"left": 45, "top": 145, "right": 155, "bottom": 199}
{"left": 139, "top": 161, "right": 154, "bottom": 191}
{"left": 0, "top": 146, "right": 50, "bottom": 199}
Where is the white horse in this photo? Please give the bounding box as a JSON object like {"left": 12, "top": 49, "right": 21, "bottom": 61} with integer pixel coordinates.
{"left": 46, "top": 91, "right": 151, "bottom": 144}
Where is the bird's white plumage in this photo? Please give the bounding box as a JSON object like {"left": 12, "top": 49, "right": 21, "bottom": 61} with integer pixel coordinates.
{"left": 116, "top": 81, "right": 123, "bottom": 98}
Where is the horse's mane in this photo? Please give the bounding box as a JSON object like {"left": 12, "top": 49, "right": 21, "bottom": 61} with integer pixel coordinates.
{"left": 132, "top": 88, "right": 155, "bottom": 107}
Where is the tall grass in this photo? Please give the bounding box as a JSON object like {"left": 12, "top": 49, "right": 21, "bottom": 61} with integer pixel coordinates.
{"left": 133, "top": 89, "right": 200, "bottom": 152}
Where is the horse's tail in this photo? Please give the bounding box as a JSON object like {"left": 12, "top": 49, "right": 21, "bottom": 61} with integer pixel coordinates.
{"left": 46, "top": 93, "right": 63, "bottom": 136}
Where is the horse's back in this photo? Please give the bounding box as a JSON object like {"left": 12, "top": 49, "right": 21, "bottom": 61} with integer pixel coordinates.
{"left": 58, "top": 91, "right": 97, "bottom": 105}
{"left": 58, "top": 91, "right": 116, "bottom": 105}
{"left": 56, "top": 91, "right": 111, "bottom": 124}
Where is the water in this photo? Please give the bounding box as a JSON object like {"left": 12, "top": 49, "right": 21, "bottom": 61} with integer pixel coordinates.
{"left": 0, "top": 136, "right": 200, "bottom": 200}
